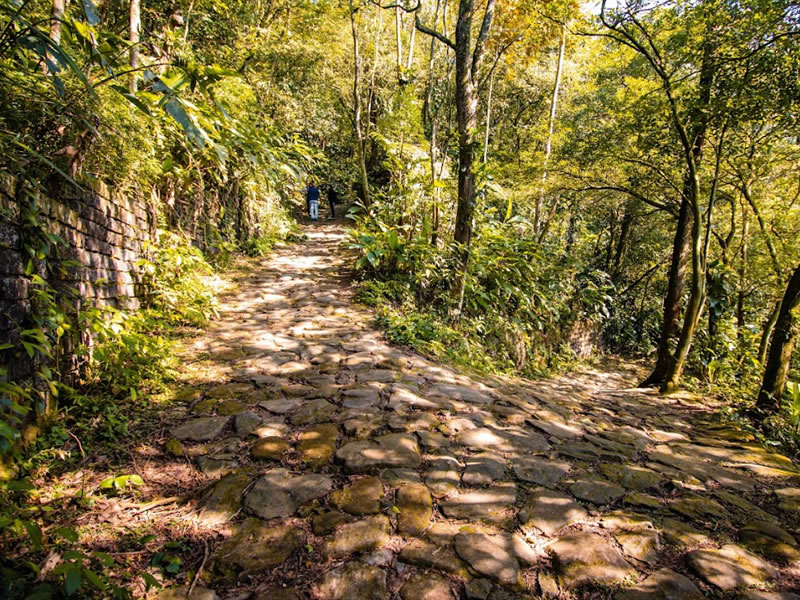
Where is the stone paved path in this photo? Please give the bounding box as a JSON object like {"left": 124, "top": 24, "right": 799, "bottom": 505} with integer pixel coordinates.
{"left": 161, "top": 220, "right": 800, "bottom": 599}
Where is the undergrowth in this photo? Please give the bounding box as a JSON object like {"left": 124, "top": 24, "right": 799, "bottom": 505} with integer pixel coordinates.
{"left": 348, "top": 200, "right": 612, "bottom": 379}
{"left": 0, "top": 222, "right": 229, "bottom": 599}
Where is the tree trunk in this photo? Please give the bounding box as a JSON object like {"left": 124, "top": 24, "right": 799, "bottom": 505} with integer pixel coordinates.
{"left": 482, "top": 65, "right": 496, "bottom": 163}
{"left": 129, "top": 0, "right": 141, "bottom": 91}
{"left": 348, "top": 0, "right": 370, "bottom": 206}
{"left": 752, "top": 261, "right": 800, "bottom": 423}
{"left": 612, "top": 200, "right": 633, "bottom": 280}
{"left": 643, "top": 38, "right": 714, "bottom": 389}
{"left": 45, "top": 0, "right": 68, "bottom": 74}
{"left": 424, "top": 0, "right": 441, "bottom": 246}
{"left": 662, "top": 170, "right": 705, "bottom": 393}
{"left": 759, "top": 301, "right": 782, "bottom": 364}
{"left": 406, "top": 16, "right": 416, "bottom": 70}
{"left": 743, "top": 180, "right": 785, "bottom": 363}
{"left": 395, "top": 5, "right": 403, "bottom": 76}
{"left": 737, "top": 213, "right": 749, "bottom": 341}
{"left": 130, "top": 0, "right": 141, "bottom": 92}
{"left": 536, "top": 23, "right": 566, "bottom": 234}
{"left": 703, "top": 125, "right": 728, "bottom": 350}
{"left": 450, "top": 0, "right": 480, "bottom": 314}
{"left": 605, "top": 208, "right": 617, "bottom": 271}
{"left": 50, "top": 0, "right": 67, "bottom": 43}
{"left": 414, "top": 0, "right": 495, "bottom": 312}
{"left": 641, "top": 195, "right": 692, "bottom": 386}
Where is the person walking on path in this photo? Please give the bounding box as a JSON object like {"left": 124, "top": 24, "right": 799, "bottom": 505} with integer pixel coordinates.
{"left": 306, "top": 182, "right": 319, "bottom": 221}
{"left": 327, "top": 184, "right": 339, "bottom": 219}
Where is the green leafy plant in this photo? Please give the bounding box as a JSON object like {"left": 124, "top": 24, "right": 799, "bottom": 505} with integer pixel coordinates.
{"left": 786, "top": 381, "right": 800, "bottom": 435}
{"left": 99, "top": 473, "right": 144, "bottom": 495}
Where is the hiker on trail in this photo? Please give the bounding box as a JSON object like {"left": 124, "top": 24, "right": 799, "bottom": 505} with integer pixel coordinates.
{"left": 327, "top": 184, "right": 339, "bottom": 219}
{"left": 306, "top": 182, "right": 319, "bottom": 221}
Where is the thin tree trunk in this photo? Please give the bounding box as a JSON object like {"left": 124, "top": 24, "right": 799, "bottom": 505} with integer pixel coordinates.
{"left": 536, "top": 23, "right": 566, "bottom": 234}
{"left": 395, "top": 5, "right": 403, "bottom": 76}
{"left": 641, "top": 196, "right": 692, "bottom": 386}
{"left": 130, "top": 0, "right": 141, "bottom": 92}
{"left": 662, "top": 170, "right": 705, "bottom": 393}
{"left": 425, "top": 0, "right": 441, "bottom": 246}
{"left": 50, "top": 0, "right": 66, "bottom": 43}
{"left": 45, "top": 0, "right": 67, "bottom": 74}
{"left": 759, "top": 302, "right": 781, "bottom": 364}
{"left": 737, "top": 213, "right": 749, "bottom": 341}
{"left": 406, "top": 16, "right": 416, "bottom": 70}
{"left": 612, "top": 200, "right": 633, "bottom": 280}
{"left": 742, "top": 180, "right": 782, "bottom": 277}
{"left": 451, "top": 0, "right": 481, "bottom": 314}
{"left": 366, "top": 6, "right": 381, "bottom": 140}
{"left": 752, "top": 261, "right": 800, "bottom": 423}
{"left": 349, "top": 0, "right": 370, "bottom": 205}
{"left": 183, "top": 0, "right": 195, "bottom": 45}
{"left": 704, "top": 125, "right": 728, "bottom": 347}
{"left": 643, "top": 38, "right": 714, "bottom": 389}
{"left": 482, "top": 64, "right": 496, "bottom": 163}
{"left": 605, "top": 208, "right": 617, "bottom": 271}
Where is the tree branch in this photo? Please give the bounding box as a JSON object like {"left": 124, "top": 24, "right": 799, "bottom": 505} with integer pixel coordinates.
{"left": 415, "top": 14, "right": 455, "bottom": 49}
{"left": 471, "top": 0, "right": 496, "bottom": 81}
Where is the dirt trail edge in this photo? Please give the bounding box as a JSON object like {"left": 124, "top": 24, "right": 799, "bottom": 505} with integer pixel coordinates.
{"left": 158, "top": 219, "right": 800, "bottom": 599}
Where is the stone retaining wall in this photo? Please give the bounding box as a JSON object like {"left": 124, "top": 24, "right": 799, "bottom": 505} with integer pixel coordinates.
{"left": 0, "top": 178, "right": 155, "bottom": 377}
{"left": 568, "top": 319, "right": 602, "bottom": 358}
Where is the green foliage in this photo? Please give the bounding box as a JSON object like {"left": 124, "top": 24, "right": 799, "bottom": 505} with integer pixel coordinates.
{"left": 98, "top": 473, "right": 144, "bottom": 494}
{"left": 0, "top": 213, "right": 220, "bottom": 461}
{"left": 139, "top": 230, "right": 219, "bottom": 327}
{"left": 786, "top": 381, "right": 800, "bottom": 434}
{"left": 0, "top": 480, "right": 138, "bottom": 599}
{"left": 349, "top": 197, "right": 612, "bottom": 376}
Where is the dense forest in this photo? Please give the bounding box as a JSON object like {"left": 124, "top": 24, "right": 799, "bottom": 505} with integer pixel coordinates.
{"left": 1, "top": 0, "right": 800, "bottom": 597}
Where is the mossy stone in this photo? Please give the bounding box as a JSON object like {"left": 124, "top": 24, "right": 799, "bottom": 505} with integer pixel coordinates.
{"left": 251, "top": 436, "right": 289, "bottom": 460}
{"left": 217, "top": 400, "right": 248, "bottom": 416}
{"left": 166, "top": 438, "right": 185, "bottom": 456}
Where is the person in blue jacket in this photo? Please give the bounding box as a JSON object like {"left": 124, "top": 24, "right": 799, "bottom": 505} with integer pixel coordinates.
{"left": 305, "top": 182, "right": 319, "bottom": 221}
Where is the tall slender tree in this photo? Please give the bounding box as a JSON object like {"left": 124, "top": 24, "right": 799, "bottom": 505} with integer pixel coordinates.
{"left": 413, "top": 0, "right": 496, "bottom": 313}
{"left": 349, "top": 0, "right": 371, "bottom": 205}
{"left": 751, "top": 261, "right": 800, "bottom": 424}
{"left": 130, "top": 0, "right": 141, "bottom": 92}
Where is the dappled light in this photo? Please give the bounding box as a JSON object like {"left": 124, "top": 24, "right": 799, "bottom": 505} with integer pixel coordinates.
{"left": 1, "top": 0, "right": 799, "bottom": 598}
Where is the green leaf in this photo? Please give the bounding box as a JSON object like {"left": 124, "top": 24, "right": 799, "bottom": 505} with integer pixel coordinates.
{"left": 164, "top": 99, "right": 207, "bottom": 148}
{"left": 55, "top": 527, "right": 79, "bottom": 542}
{"left": 388, "top": 230, "right": 400, "bottom": 251}
{"left": 165, "top": 556, "right": 181, "bottom": 573}
{"left": 80, "top": 0, "right": 100, "bottom": 25}
{"left": 92, "top": 551, "right": 115, "bottom": 567}
{"left": 99, "top": 476, "right": 115, "bottom": 489}
{"left": 81, "top": 567, "right": 104, "bottom": 590}
{"left": 120, "top": 91, "right": 152, "bottom": 115}
{"left": 23, "top": 520, "right": 42, "bottom": 549}
{"left": 64, "top": 567, "right": 82, "bottom": 596}
{"left": 141, "top": 572, "right": 160, "bottom": 591}
{"left": 6, "top": 478, "right": 34, "bottom": 492}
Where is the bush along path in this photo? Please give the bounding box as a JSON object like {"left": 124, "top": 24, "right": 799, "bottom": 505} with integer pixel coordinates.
{"left": 148, "top": 219, "right": 800, "bottom": 599}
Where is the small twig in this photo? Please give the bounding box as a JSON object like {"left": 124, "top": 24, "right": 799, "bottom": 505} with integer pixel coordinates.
{"left": 66, "top": 429, "right": 87, "bottom": 498}
{"left": 66, "top": 429, "right": 86, "bottom": 460}
{"left": 127, "top": 495, "right": 186, "bottom": 515}
{"left": 187, "top": 538, "right": 209, "bottom": 597}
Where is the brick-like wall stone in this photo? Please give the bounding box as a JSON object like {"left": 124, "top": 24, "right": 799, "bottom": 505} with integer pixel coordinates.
{"left": 0, "top": 180, "right": 156, "bottom": 353}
